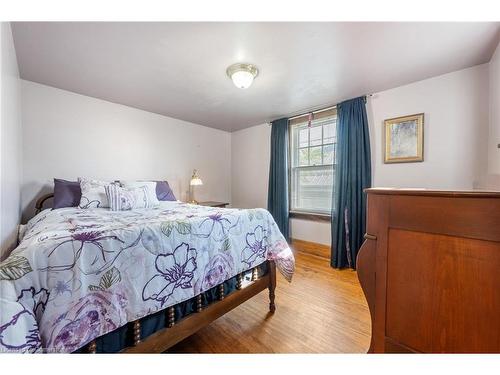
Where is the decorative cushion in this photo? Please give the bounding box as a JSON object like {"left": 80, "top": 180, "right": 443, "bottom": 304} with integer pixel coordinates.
{"left": 53, "top": 179, "right": 82, "bottom": 209}
{"left": 105, "top": 184, "right": 160, "bottom": 211}
{"left": 78, "top": 178, "right": 117, "bottom": 209}
{"left": 155, "top": 181, "right": 176, "bottom": 201}
{"left": 119, "top": 181, "right": 160, "bottom": 204}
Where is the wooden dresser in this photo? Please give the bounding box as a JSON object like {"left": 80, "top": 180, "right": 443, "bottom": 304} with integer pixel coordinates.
{"left": 357, "top": 188, "right": 500, "bottom": 353}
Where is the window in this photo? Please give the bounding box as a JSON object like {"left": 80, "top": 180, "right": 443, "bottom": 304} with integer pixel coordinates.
{"left": 289, "top": 109, "right": 337, "bottom": 215}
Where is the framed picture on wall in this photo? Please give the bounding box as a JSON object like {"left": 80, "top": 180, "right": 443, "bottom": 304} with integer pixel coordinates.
{"left": 384, "top": 113, "right": 424, "bottom": 163}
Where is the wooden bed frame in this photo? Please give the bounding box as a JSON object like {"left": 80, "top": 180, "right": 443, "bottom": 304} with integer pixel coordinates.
{"left": 34, "top": 193, "right": 277, "bottom": 353}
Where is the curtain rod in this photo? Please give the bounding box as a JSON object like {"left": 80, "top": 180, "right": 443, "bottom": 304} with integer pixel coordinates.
{"left": 269, "top": 94, "right": 374, "bottom": 124}
{"left": 288, "top": 105, "right": 337, "bottom": 121}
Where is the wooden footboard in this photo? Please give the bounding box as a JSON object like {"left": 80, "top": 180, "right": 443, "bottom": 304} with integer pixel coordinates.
{"left": 85, "top": 261, "right": 276, "bottom": 353}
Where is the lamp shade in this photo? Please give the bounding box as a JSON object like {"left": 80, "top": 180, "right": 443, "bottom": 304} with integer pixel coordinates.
{"left": 190, "top": 170, "right": 203, "bottom": 186}
{"left": 230, "top": 70, "right": 255, "bottom": 89}
{"left": 226, "top": 63, "right": 259, "bottom": 89}
{"left": 190, "top": 177, "right": 203, "bottom": 186}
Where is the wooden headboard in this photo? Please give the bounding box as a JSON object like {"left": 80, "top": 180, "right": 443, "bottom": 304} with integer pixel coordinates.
{"left": 35, "top": 193, "right": 54, "bottom": 214}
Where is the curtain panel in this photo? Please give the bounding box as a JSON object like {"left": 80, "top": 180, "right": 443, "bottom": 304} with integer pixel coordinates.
{"left": 331, "top": 97, "right": 371, "bottom": 269}
{"left": 267, "top": 118, "right": 290, "bottom": 242}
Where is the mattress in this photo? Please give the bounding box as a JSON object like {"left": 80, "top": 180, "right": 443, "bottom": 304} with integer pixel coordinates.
{"left": 0, "top": 201, "right": 294, "bottom": 353}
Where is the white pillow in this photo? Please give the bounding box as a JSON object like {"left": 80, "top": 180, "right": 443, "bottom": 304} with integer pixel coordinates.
{"left": 78, "top": 178, "right": 117, "bottom": 209}
{"left": 105, "top": 184, "right": 159, "bottom": 211}
{"left": 119, "top": 181, "right": 159, "bottom": 206}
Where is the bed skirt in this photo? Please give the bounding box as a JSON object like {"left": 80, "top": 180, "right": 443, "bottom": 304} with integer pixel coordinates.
{"left": 73, "top": 262, "right": 269, "bottom": 353}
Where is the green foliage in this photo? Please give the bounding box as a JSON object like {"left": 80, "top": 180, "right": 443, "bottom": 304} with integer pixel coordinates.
{"left": 248, "top": 209, "right": 264, "bottom": 221}
{"left": 222, "top": 237, "right": 231, "bottom": 252}
{"left": 161, "top": 221, "right": 174, "bottom": 237}
{"left": 176, "top": 221, "right": 191, "bottom": 235}
{"left": 0, "top": 256, "right": 33, "bottom": 280}
{"left": 161, "top": 220, "right": 192, "bottom": 237}
{"left": 88, "top": 266, "right": 121, "bottom": 291}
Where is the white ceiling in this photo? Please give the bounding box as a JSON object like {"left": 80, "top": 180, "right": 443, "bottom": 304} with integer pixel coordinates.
{"left": 12, "top": 22, "right": 500, "bottom": 132}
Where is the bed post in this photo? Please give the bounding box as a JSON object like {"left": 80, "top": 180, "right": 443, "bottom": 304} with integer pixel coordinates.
{"left": 196, "top": 294, "right": 203, "bottom": 312}
{"left": 268, "top": 260, "right": 276, "bottom": 313}
{"left": 167, "top": 307, "right": 175, "bottom": 328}
{"left": 252, "top": 268, "right": 258, "bottom": 281}
{"left": 218, "top": 284, "right": 225, "bottom": 300}
{"left": 87, "top": 340, "right": 97, "bottom": 353}
{"left": 133, "top": 320, "right": 141, "bottom": 345}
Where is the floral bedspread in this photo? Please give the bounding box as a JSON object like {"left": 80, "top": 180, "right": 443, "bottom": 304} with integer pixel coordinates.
{"left": 0, "top": 202, "right": 294, "bottom": 353}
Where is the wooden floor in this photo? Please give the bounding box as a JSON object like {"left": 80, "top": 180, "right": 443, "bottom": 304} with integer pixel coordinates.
{"left": 169, "top": 250, "right": 371, "bottom": 353}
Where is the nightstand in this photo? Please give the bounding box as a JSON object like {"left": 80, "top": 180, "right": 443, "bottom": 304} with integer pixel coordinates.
{"left": 198, "top": 201, "right": 229, "bottom": 208}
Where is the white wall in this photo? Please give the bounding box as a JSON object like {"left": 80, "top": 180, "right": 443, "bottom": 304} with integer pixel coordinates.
{"left": 231, "top": 64, "right": 490, "bottom": 246}
{"left": 479, "top": 40, "right": 500, "bottom": 188}
{"left": 489, "top": 41, "right": 500, "bottom": 175}
{"left": 231, "top": 124, "right": 271, "bottom": 209}
{"left": 230, "top": 123, "right": 331, "bottom": 245}
{"left": 21, "top": 80, "right": 231, "bottom": 221}
{"left": 369, "top": 64, "right": 489, "bottom": 190}
{"left": 0, "top": 23, "right": 22, "bottom": 259}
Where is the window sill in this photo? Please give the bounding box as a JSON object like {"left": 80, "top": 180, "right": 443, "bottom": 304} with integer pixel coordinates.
{"left": 289, "top": 211, "right": 331, "bottom": 222}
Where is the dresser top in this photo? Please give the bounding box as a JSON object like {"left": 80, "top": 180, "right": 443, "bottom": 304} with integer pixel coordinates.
{"left": 365, "top": 188, "right": 500, "bottom": 198}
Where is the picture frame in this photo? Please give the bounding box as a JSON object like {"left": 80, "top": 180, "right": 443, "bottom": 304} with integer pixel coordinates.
{"left": 384, "top": 113, "right": 424, "bottom": 163}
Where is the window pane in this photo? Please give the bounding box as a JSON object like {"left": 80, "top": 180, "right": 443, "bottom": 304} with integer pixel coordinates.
{"left": 310, "top": 126, "right": 322, "bottom": 146}
{"left": 323, "top": 122, "right": 335, "bottom": 144}
{"left": 299, "top": 128, "right": 309, "bottom": 148}
{"left": 309, "top": 146, "right": 322, "bottom": 165}
{"left": 298, "top": 148, "right": 309, "bottom": 166}
{"left": 323, "top": 144, "right": 334, "bottom": 164}
{"left": 291, "top": 126, "right": 299, "bottom": 167}
{"left": 291, "top": 166, "right": 333, "bottom": 213}
{"left": 289, "top": 114, "right": 337, "bottom": 215}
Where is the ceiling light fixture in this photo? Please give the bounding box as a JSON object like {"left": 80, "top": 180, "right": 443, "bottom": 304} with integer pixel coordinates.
{"left": 226, "top": 63, "right": 259, "bottom": 89}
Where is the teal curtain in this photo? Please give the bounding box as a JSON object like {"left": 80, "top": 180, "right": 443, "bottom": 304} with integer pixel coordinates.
{"left": 267, "top": 118, "right": 290, "bottom": 242}
{"left": 331, "top": 97, "right": 371, "bottom": 269}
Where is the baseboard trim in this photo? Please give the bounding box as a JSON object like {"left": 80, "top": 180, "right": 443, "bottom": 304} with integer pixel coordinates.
{"left": 291, "top": 238, "right": 330, "bottom": 260}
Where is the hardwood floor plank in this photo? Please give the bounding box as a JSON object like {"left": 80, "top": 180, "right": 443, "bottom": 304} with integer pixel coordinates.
{"left": 169, "top": 250, "right": 371, "bottom": 353}
{"left": 291, "top": 238, "right": 331, "bottom": 259}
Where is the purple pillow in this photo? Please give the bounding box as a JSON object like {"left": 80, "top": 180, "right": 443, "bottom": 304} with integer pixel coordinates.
{"left": 155, "top": 181, "right": 176, "bottom": 201}
{"left": 53, "top": 178, "right": 82, "bottom": 209}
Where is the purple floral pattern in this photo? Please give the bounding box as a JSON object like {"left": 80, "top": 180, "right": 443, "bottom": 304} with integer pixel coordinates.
{"left": 16, "top": 287, "right": 50, "bottom": 320}
{"left": 142, "top": 243, "right": 197, "bottom": 306}
{"left": 48, "top": 290, "right": 127, "bottom": 352}
{"left": 241, "top": 225, "right": 268, "bottom": 267}
{"left": 2, "top": 200, "right": 294, "bottom": 353}
{"left": 0, "top": 301, "right": 41, "bottom": 353}
{"left": 141, "top": 227, "right": 164, "bottom": 254}
{"left": 200, "top": 253, "right": 234, "bottom": 291}
{"left": 268, "top": 239, "right": 295, "bottom": 282}
{"left": 197, "top": 211, "right": 239, "bottom": 240}
{"left": 41, "top": 231, "right": 124, "bottom": 273}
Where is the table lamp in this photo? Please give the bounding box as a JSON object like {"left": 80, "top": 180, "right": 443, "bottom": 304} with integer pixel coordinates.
{"left": 189, "top": 169, "right": 203, "bottom": 204}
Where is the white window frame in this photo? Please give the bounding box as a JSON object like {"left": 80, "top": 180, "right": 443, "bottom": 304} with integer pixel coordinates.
{"left": 289, "top": 112, "right": 337, "bottom": 216}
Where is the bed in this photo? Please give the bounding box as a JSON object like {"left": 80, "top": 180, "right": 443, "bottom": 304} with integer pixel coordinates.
{"left": 0, "top": 194, "right": 294, "bottom": 353}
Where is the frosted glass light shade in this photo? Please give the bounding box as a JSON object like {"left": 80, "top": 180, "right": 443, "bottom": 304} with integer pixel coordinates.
{"left": 231, "top": 70, "right": 255, "bottom": 89}
{"left": 190, "top": 177, "right": 203, "bottom": 186}
{"left": 190, "top": 169, "right": 203, "bottom": 186}
{"left": 226, "top": 63, "right": 259, "bottom": 89}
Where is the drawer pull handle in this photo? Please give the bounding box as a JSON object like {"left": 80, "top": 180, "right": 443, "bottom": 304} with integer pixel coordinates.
{"left": 364, "top": 233, "right": 377, "bottom": 241}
